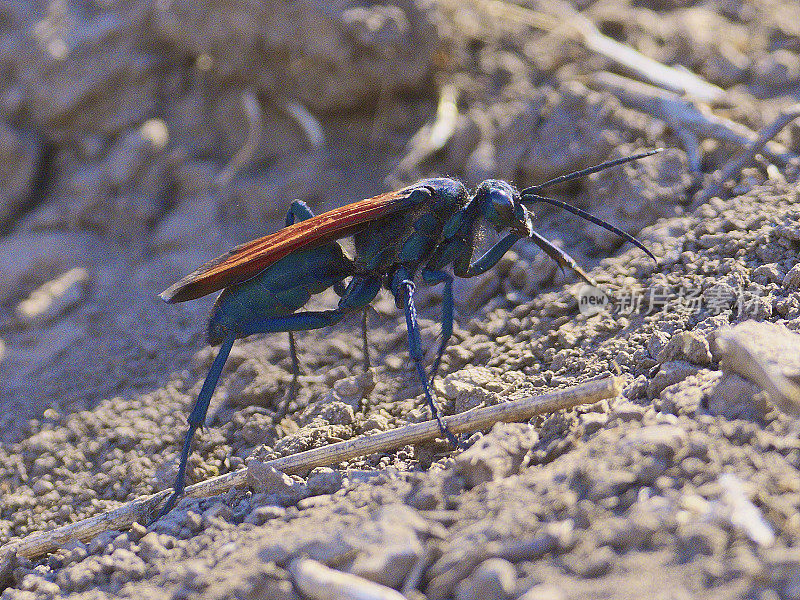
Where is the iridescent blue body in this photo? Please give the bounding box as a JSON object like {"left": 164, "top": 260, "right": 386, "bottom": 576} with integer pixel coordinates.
{"left": 159, "top": 151, "right": 659, "bottom": 516}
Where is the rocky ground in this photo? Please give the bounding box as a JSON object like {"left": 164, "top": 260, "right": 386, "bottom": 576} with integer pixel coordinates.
{"left": 1, "top": 0, "right": 800, "bottom": 598}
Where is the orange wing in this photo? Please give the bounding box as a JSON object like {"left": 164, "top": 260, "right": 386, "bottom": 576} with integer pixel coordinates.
{"left": 161, "top": 188, "right": 420, "bottom": 303}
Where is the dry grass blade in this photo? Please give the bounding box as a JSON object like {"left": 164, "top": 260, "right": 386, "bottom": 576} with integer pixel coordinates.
{"left": 592, "top": 72, "right": 798, "bottom": 171}
{"left": 0, "top": 376, "right": 620, "bottom": 561}
{"left": 477, "top": 0, "right": 725, "bottom": 102}
{"left": 695, "top": 103, "right": 800, "bottom": 204}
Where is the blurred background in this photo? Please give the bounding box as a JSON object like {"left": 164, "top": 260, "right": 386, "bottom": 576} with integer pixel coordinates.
{"left": 0, "top": 0, "right": 798, "bottom": 437}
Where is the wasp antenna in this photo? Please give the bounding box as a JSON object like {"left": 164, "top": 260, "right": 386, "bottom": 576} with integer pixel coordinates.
{"left": 521, "top": 148, "right": 663, "bottom": 193}
{"left": 522, "top": 193, "right": 657, "bottom": 262}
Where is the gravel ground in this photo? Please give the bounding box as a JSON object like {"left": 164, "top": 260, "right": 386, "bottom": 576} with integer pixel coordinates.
{"left": 2, "top": 0, "right": 800, "bottom": 598}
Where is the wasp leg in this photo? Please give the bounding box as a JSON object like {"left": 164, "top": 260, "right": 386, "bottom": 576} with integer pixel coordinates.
{"left": 239, "top": 275, "right": 381, "bottom": 337}
{"left": 392, "top": 269, "right": 459, "bottom": 449}
{"left": 361, "top": 308, "right": 371, "bottom": 371}
{"left": 421, "top": 269, "right": 453, "bottom": 383}
{"left": 454, "top": 232, "right": 523, "bottom": 278}
{"left": 282, "top": 200, "right": 319, "bottom": 416}
{"left": 161, "top": 335, "right": 236, "bottom": 517}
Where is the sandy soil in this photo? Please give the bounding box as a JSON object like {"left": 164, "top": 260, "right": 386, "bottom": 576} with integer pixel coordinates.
{"left": 1, "top": 0, "right": 800, "bottom": 598}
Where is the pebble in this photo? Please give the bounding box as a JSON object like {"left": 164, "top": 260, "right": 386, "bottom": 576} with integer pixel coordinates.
{"left": 706, "top": 373, "right": 767, "bottom": 420}
{"left": 648, "top": 361, "right": 700, "bottom": 397}
{"left": 247, "top": 462, "right": 306, "bottom": 505}
{"left": 455, "top": 558, "right": 517, "bottom": 600}
{"left": 244, "top": 504, "right": 287, "bottom": 526}
{"left": 306, "top": 467, "right": 344, "bottom": 497}
{"left": 783, "top": 264, "right": 800, "bottom": 290}
{"left": 561, "top": 546, "right": 613, "bottom": 579}
{"left": 517, "top": 584, "right": 566, "bottom": 600}
{"left": 453, "top": 423, "right": 538, "bottom": 488}
{"left": 349, "top": 537, "right": 422, "bottom": 590}
{"left": 656, "top": 331, "right": 713, "bottom": 365}
{"left": 291, "top": 557, "right": 406, "bottom": 600}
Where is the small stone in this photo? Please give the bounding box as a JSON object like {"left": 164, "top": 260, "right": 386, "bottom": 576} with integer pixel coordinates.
{"left": 648, "top": 361, "right": 699, "bottom": 398}
{"left": 751, "top": 264, "right": 782, "bottom": 285}
{"left": 453, "top": 423, "right": 538, "bottom": 488}
{"left": 783, "top": 264, "right": 800, "bottom": 290}
{"left": 138, "top": 532, "right": 168, "bottom": 561}
{"left": 675, "top": 523, "right": 728, "bottom": 561}
{"left": 349, "top": 537, "right": 422, "bottom": 590}
{"left": 0, "top": 550, "right": 17, "bottom": 589}
{"left": 306, "top": 467, "right": 343, "bottom": 496}
{"left": 579, "top": 412, "right": 607, "bottom": 435}
{"left": 244, "top": 504, "right": 287, "bottom": 525}
{"left": 706, "top": 373, "right": 767, "bottom": 420}
{"left": 562, "top": 546, "right": 613, "bottom": 578}
{"left": 657, "top": 331, "right": 712, "bottom": 365}
{"left": 247, "top": 462, "right": 306, "bottom": 505}
{"left": 517, "top": 584, "right": 566, "bottom": 600}
{"left": 440, "top": 366, "right": 504, "bottom": 413}
{"left": 455, "top": 558, "right": 517, "bottom": 600}
{"left": 647, "top": 330, "right": 671, "bottom": 360}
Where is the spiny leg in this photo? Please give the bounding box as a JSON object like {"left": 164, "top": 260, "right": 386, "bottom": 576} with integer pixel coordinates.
{"left": 277, "top": 331, "right": 301, "bottom": 419}
{"left": 361, "top": 308, "right": 371, "bottom": 371}
{"left": 393, "top": 271, "right": 459, "bottom": 448}
{"left": 421, "top": 269, "right": 454, "bottom": 383}
{"left": 280, "top": 200, "right": 317, "bottom": 414}
{"left": 161, "top": 335, "right": 236, "bottom": 517}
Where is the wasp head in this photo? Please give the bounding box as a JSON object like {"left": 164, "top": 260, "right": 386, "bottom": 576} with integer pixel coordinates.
{"left": 476, "top": 180, "right": 533, "bottom": 237}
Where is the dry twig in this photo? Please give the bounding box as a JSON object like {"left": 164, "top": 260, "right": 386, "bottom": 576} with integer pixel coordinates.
{"left": 290, "top": 557, "right": 406, "bottom": 600}
{"left": 477, "top": 0, "right": 725, "bottom": 102}
{"left": 694, "top": 103, "right": 800, "bottom": 204}
{"left": 0, "top": 377, "right": 620, "bottom": 561}
{"left": 591, "top": 72, "right": 798, "bottom": 172}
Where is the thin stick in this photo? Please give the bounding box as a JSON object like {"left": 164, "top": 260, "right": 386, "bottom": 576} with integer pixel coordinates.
{"left": 1, "top": 377, "right": 619, "bottom": 561}
{"left": 477, "top": 0, "right": 725, "bottom": 102}
{"left": 694, "top": 103, "right": 800, "bottom": 205}
{"left": 215, "top": 88, "right": 263, "bottom": 189}
{"left": 592, "top": 72, "right": 798, "bottom": 171}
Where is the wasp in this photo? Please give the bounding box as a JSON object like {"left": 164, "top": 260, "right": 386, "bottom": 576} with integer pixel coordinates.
{"left": 158, "top": 149, "right": 659, "bottom": 514}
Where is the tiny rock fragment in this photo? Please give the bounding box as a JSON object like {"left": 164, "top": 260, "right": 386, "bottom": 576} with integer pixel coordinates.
{"left": 714, "top": 322, "right": 800, "bottom": 415}
{"left": 648, "top": 360, "right": 699, "bottom": 398}
{"left": 706, "top": 373, "right": 767, "bottom": 420}
{"left": 440, "top": 367, "right": 504, "bottom": 413}
{"left": 306, "top": 467, "right": 343, "bottom": 496}
{"left": 246, "top": 461, "right": 305, "bottom": 505}
{"left": 453, "top": 422, "right": 538, "bottom": 488}
{"left": 656, "top": 330, "right": 712, "bottom": 365}
{"left": 455, "top": 557, "right": 517, "bottom": 600}
{"left": 290, "top": 557, "right": 406, "bottom": 600}
{"left": 782, "top": 263, "right": 800, "bottom": 290}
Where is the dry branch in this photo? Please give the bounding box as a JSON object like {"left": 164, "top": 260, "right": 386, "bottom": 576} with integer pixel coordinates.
{"left": 290, "top": 557, "right": 407, "bottom": 600}
{"left": 0, "top": 377, "right": 620, "bottom": 561}
{"left": 477, "top": 0, "right": 725, "bottom": 102}
{"left": 591, "top": 72, "right": 798, "bottom": 172}
{"left": 695, "top": 103, "right": 800, "bottom": 204}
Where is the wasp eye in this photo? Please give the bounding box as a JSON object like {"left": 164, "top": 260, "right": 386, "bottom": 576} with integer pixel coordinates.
{"left": 490, "top": 189, "right": 514, "bottom": 221}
